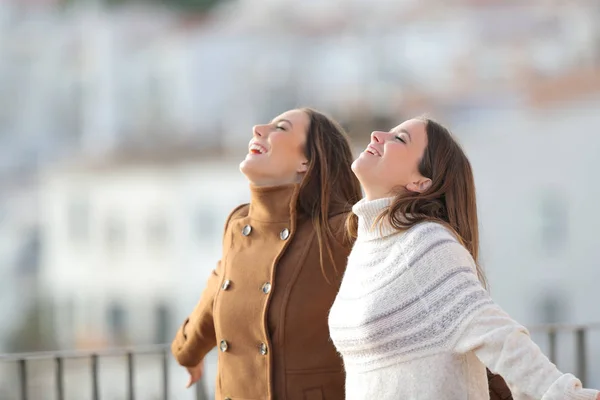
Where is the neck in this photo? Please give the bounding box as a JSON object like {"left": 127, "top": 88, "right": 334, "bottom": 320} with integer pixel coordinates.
{"left": 249, "top": 183, "right": 300, "bottom": 222}
{"left": 363, "top": 187, "right": 399, "bottom": 202}
{"left": 352, "top": 197, "right": 400, "bottom": 241}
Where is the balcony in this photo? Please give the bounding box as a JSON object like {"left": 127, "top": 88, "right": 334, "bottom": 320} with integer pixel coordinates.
{"left": 0, "top": 323, "right": 598, "bottom": 399}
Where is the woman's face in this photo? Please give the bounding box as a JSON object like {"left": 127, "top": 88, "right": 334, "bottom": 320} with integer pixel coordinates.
{"left": 352, "top": 118, "right": 432, "bottom": 200}
{"left": 240, "top": 109, "right": 310, "bottom": 186}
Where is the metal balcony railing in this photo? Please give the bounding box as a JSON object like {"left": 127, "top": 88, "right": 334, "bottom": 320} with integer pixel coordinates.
{"left": 0, "top": 344, "right": 209, "bottom": 400}
{"left": 1, "top": 323, "right": 599, "bottom": 399}
{"left": 528, "top": 322, "right": 600, "bottom": 387}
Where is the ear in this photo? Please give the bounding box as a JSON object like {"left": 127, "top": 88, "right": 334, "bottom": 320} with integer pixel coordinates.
{"left": 297, "top": 160, "right": 309, "bottom": 173}
{"left": 406, "top": 178, "right": 432, "bottom": 193}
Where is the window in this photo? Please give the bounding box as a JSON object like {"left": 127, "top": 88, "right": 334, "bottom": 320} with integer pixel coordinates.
{"left": 147, "top": 214, "right": 169, "bottom": 248}
{"left": 107, "top": 303, "right": 127, "bottom": 345}
{"left": 105, "top": 214, "right": 126, "bottom": 253}
{"left": 154, "top": 303, "right": 171, "bottom": 344}
{"left": 536, "top": 291, "right": 567, "bottom": 324}
{"left": 538, "top": 190, "right": 568, "bottom": 255}
{"left": 67, "top": 196, "right": 89, "bottom": 243}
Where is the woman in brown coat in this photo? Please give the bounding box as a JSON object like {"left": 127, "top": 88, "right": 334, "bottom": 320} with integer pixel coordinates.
{"left": 172, "top": 108, "right": 362, "bottom": 399}
{"left": 172, "top": 107, "right": 513, "bottom": 400}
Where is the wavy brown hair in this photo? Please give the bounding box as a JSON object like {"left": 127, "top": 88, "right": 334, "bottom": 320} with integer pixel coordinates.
{"left": 347, "top": 117, "right": 486, "bottom": 287}
{"left": 297, "top": 108, "right": 362, "bottom": 282}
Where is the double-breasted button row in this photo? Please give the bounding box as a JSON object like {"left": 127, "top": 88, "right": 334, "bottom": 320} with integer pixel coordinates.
{"left": 219, "top": 339, "right": 268, "bottom": 356}
{"left": 241, "top": 224, "right": 290, "bottom": 241}
{"left": 221, "top": 280, "right": 271, "bottom": 294}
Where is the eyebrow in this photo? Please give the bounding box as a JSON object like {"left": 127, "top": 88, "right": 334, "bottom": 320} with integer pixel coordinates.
{"left": 273, "top": 118, "right": 293, "bottom": 128}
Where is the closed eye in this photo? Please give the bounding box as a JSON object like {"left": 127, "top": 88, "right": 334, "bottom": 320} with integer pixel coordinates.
{"left": 395, "top": 135, "right": 406, "bottom": 143}
{"left": 276, "top": 125, "right": 287, "bottom": 131}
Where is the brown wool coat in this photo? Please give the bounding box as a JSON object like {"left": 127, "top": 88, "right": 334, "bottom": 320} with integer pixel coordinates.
{"left": 172, "top": 184, "right": 513, "bottom": 400}
{"left": 172, "top": 184, "right": 349, "bottom": 399}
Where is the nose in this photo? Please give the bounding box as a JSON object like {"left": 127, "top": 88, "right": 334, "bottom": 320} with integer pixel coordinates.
{"left": 252, "top": 125, "right": 265, "bottom": 138}
{"left": 371, "top": 131, "right": 385, "bottom": 143}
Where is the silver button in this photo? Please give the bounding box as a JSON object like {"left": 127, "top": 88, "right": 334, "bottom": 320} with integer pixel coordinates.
{"left": 261, "top": 282, "right": 271, "bottom": 294}
{"left": 280, "top": 228, "right": 290, "bottom": 240}
{"left": 222, "top": 280, "right": 231, "bottom": 290}
{"left": 259, "top": 342, "right": 268, "bottom": 355}
{"left": 220, "top": 340, "right": 229, "bottom": 352}
{"left": 242, "top": 224, "right": 252, "bottom": 236}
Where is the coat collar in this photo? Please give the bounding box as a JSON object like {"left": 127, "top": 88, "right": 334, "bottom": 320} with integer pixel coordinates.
{"left": 248, "top": 183, "right": 300, "bottom": 223}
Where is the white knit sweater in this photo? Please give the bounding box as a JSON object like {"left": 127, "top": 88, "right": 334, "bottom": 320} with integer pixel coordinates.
{"left": 329, "top": 197, "right": 598, "bottom": 400}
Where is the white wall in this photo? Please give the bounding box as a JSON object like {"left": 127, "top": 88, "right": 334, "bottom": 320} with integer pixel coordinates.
{"left": 39, "top": 157, "right": 250, "bottom": 349}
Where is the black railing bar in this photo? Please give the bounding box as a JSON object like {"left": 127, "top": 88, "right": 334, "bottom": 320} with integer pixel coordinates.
{"left": 19, "top": 359, "right": 27, "bottom": 400}
{"left": 575, "top": 328, "right": 588, "bottom": 386}
{"left": 127, "top": 352, "right": 135, "bottom": 400}
{"left": 91, "top": 354, "right": 100, "bottom": 400}
{"left": 162, "top": 349, "right": 169, "bottom": 400}
{"left": 547, "top": 330, "right": 557, "bottom": 363}
{"left": 0, "top": 344, "right": 170, "bottom": 361}
{"left": 55, "top": 357, "right": 64, "bottom": 400}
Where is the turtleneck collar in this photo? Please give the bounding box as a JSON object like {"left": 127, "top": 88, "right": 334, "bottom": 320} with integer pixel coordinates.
{"left": 248, "top": 183, "right": 300, "bottom": 222}
{"left": 352, "top": 197, "right": 402, "bottom": 241}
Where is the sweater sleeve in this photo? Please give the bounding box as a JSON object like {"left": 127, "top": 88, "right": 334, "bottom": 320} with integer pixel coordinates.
{"left": 423, "top": 241, "right": 598, "bottom": 400}
{"left": 170, "top": 204, "right": 248, "bottom": 367}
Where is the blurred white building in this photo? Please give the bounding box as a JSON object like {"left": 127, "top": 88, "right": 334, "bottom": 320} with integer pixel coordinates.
{"left": 0, "top": 0, "right": 599, "bottom": 391}
{"left": 0, "top": 178, "right": 40, "bottom": 352}
{"left": 1, "top": 0, "right": 599, "bottom": 164}
{"left": 39, "top": 146, "right": 249, "bottom": 349}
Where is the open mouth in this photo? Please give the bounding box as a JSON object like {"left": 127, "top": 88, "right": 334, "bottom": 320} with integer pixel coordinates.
{"left": 366, "top": 145, "right": 381, "bottom": 156}
{"left": 249, "top": 142, "right": 268, "bottom": 155}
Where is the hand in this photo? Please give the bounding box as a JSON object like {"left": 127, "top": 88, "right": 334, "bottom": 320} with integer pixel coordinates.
{"left": 185, "top": 359, "right": 204, "bottom": 388}
{"left": 596, "top": 393, "right": 600, "bottom": 400}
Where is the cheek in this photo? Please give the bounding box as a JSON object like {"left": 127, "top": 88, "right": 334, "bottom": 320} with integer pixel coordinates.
{"left": 383, "top": 146, "right": 414, "bottom": 179}
{"left": 384, "top": 146, "right": 404, "bottom": 168}
{"left": 270, "top": 134, "right": 304, "bottom": 163}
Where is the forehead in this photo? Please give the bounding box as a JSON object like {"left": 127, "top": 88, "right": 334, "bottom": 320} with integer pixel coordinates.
{"left": 392, "top": 119, "right": 427, "bottom": 143}
{"left": 272, "top": 109, "right": 310, "bottom": 128}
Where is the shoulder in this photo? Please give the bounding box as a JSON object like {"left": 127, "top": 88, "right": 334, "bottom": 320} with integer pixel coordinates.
{"left": 403, "top": 221, "right": 474, "bottom": 270}
{"left": 226, "top": 203, "right": 249, "bottom": 222}
{"left": 221, "top": 203, "right": 250, "bottom": 234}
{"left": 405, "top": 221, "right": 458, "bottom": 245}
{"left": 327, "top": 210, "right": 353, "bottom": 248}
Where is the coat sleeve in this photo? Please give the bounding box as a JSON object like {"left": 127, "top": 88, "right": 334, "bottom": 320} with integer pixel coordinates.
{"left": 171, "top": 204, "right": 249, "bottom": 367}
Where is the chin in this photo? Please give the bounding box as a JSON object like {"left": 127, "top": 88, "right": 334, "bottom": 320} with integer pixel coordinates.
{"left": 239, "top": 159, "right": 255, "bottom": 178}
{"left": 351, "top": 156, "right": 371, "bottom": 176}
{"left": 353, "top": 162, "right": 379, "bottom": 189}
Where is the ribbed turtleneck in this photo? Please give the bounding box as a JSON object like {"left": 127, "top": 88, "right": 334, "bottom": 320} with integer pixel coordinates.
{"left": 248, "top": 183, "right": 300, "bottom": 222}
{"left": 352, "top": 197, "right": 400, "bottom": 241}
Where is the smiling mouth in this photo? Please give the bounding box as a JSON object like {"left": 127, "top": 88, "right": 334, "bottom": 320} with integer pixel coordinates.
{"left": 366, "top": 146, "right": 381, "bottom": 156}
{"left": 249, "top": 143, "right": 268, "bottom": 155}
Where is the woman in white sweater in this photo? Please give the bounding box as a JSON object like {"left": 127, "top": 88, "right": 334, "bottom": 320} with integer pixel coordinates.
{"left": 328, "top": 117, "right": 599, "bottom": 400}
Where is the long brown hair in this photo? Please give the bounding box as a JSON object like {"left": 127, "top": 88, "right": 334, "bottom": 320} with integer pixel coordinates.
{"left": 348, "top": 118, "right": 486, "bottom": 287}
{"left": 296, "top": 108, "right": 362, "bottom": 282}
